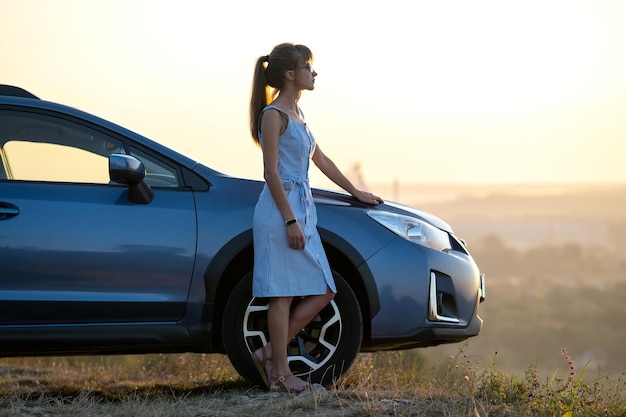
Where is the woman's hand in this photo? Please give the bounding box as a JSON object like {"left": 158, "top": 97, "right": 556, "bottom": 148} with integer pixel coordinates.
{"left": 287, "top": 221, "right": 306, "bottom": 250}
{"left": 352, "top": 189, "right": 384, "bottom": 205}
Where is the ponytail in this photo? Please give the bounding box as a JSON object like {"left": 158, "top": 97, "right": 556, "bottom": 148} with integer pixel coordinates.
{"left": 249, "top": 55, "right": 270, "bottom": 144}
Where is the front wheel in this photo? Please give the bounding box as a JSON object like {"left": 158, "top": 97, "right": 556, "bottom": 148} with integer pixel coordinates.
{"left": 223, "top": 270, "right": 363, "bottom": 386}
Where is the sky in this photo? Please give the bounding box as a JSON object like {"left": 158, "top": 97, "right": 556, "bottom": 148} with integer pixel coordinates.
{"left": 3, "top": 0, "right": 626, "bottom": 188}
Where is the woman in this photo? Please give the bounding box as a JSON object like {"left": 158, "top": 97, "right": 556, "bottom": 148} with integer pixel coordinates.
{"left": 249, "top": 43, "right": 383, "bottom": 392}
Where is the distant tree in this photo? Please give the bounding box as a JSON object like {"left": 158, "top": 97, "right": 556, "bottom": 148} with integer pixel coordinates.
{"left": 470, "top": 235, "right": 522, "bottom": 276}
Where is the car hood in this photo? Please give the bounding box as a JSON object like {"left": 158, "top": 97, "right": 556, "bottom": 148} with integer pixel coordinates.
{"left": 311, "top": 188, "right": 454, "bottom": 235}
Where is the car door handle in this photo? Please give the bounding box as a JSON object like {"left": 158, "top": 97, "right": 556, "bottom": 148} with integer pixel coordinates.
{"left": 0, "top": 202, "right": 20, "bottom": 219}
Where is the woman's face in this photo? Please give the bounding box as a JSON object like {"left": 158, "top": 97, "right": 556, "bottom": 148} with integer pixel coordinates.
{"left": 294, "top": 62, "right": 317, "bottom": 91}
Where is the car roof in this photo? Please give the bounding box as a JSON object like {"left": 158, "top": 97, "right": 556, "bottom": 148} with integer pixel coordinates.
{"left": 0, "top": 85, "right": 200, "bottom": 170}
{"left": 0, "top": 85, "right": 40, "bottom": 99}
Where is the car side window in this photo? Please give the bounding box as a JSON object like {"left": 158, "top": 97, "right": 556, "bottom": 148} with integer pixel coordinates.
{"left": 0, "top": 110, "right": 124, "bottom": 184}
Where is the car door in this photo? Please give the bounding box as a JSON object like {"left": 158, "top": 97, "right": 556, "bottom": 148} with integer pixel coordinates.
{"left": 0, "top": 108, "right": 197, "bottom": 326}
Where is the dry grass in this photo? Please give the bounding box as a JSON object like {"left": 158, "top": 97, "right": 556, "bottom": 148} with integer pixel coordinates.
{"left": 0, "top": 347, "right": 624, "bottom": 416}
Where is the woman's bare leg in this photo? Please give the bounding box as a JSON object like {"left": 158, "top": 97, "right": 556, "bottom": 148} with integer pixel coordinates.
{"left": 287, "top": 291, "right": 335, "bottom": 340}
{"left": 255, "top": 289, "right": 335, "bottom": 390}
{"left": 266, "top": 296, "right": 307, "bottom": 390}
{"left": 259, "top": 289, "right": 335, "bottom": 358}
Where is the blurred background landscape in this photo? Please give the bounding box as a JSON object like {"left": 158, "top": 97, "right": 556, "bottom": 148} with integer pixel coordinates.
{"left": 370, "top": 180, "right": 626, "bottom": 378}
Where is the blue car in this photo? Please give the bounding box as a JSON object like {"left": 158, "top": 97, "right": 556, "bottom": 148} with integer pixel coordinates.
{"left": 0, "top": 85, "right": 485, "bottom": 386}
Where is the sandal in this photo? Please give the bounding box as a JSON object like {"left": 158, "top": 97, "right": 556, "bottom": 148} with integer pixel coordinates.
{"left": 270, "top": 373, "right": 310, "bottom": 393}
{"left": 251, "top": 346, "right": 272, "bottom": 388}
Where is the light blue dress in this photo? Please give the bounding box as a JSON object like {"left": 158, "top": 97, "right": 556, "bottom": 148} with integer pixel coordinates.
{"left": 252, "top": 106, "right": 337, "bottom": 297}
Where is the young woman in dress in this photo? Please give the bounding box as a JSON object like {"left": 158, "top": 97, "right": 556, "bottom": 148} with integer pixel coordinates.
{"left": 249, "top": 43, "right": 383, "bottom": 392}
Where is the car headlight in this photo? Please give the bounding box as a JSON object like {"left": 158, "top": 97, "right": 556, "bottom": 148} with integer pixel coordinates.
{"left": 367, "top": 210, "right": 452, "bottom": 251}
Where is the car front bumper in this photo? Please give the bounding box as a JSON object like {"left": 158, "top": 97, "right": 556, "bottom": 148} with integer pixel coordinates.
{"left": 359, "top": 236, "right": 484, "bottom": 351}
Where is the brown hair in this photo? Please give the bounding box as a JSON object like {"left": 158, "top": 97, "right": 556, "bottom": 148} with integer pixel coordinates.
{"left": 249, "top": 43, "right": 313, "bottom": 143}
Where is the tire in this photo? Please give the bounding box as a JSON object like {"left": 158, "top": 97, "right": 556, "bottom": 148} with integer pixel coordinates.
{"left": 222, "top": 270, "right": 363, "bottom": 386}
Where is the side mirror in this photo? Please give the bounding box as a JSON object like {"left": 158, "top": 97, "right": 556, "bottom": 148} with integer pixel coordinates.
{"left": 109, "top": 154, "right": 154, "bottom": 204}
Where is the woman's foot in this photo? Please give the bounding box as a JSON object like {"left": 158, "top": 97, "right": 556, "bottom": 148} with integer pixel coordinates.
{"left": 251, "top": 345, "right": 273, "bottom": 388}
{"left": 270, "top": 372, "right": 310, "bottom": 393}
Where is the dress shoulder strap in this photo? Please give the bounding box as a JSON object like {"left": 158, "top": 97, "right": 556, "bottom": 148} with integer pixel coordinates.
{"left": 259, "top": 105, "right": 289, "bottom": 137}
{"left": 261, "top": 105, "right": 287, "bottom": 117}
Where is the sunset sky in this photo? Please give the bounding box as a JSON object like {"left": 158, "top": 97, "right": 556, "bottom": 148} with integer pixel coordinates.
{"left": 3, "top": 0, "right": 625, "bottom": 188}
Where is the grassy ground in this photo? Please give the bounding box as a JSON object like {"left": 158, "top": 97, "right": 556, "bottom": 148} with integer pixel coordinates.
{"left": 0, "top": 347, "right": 624, "bottom": 416}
